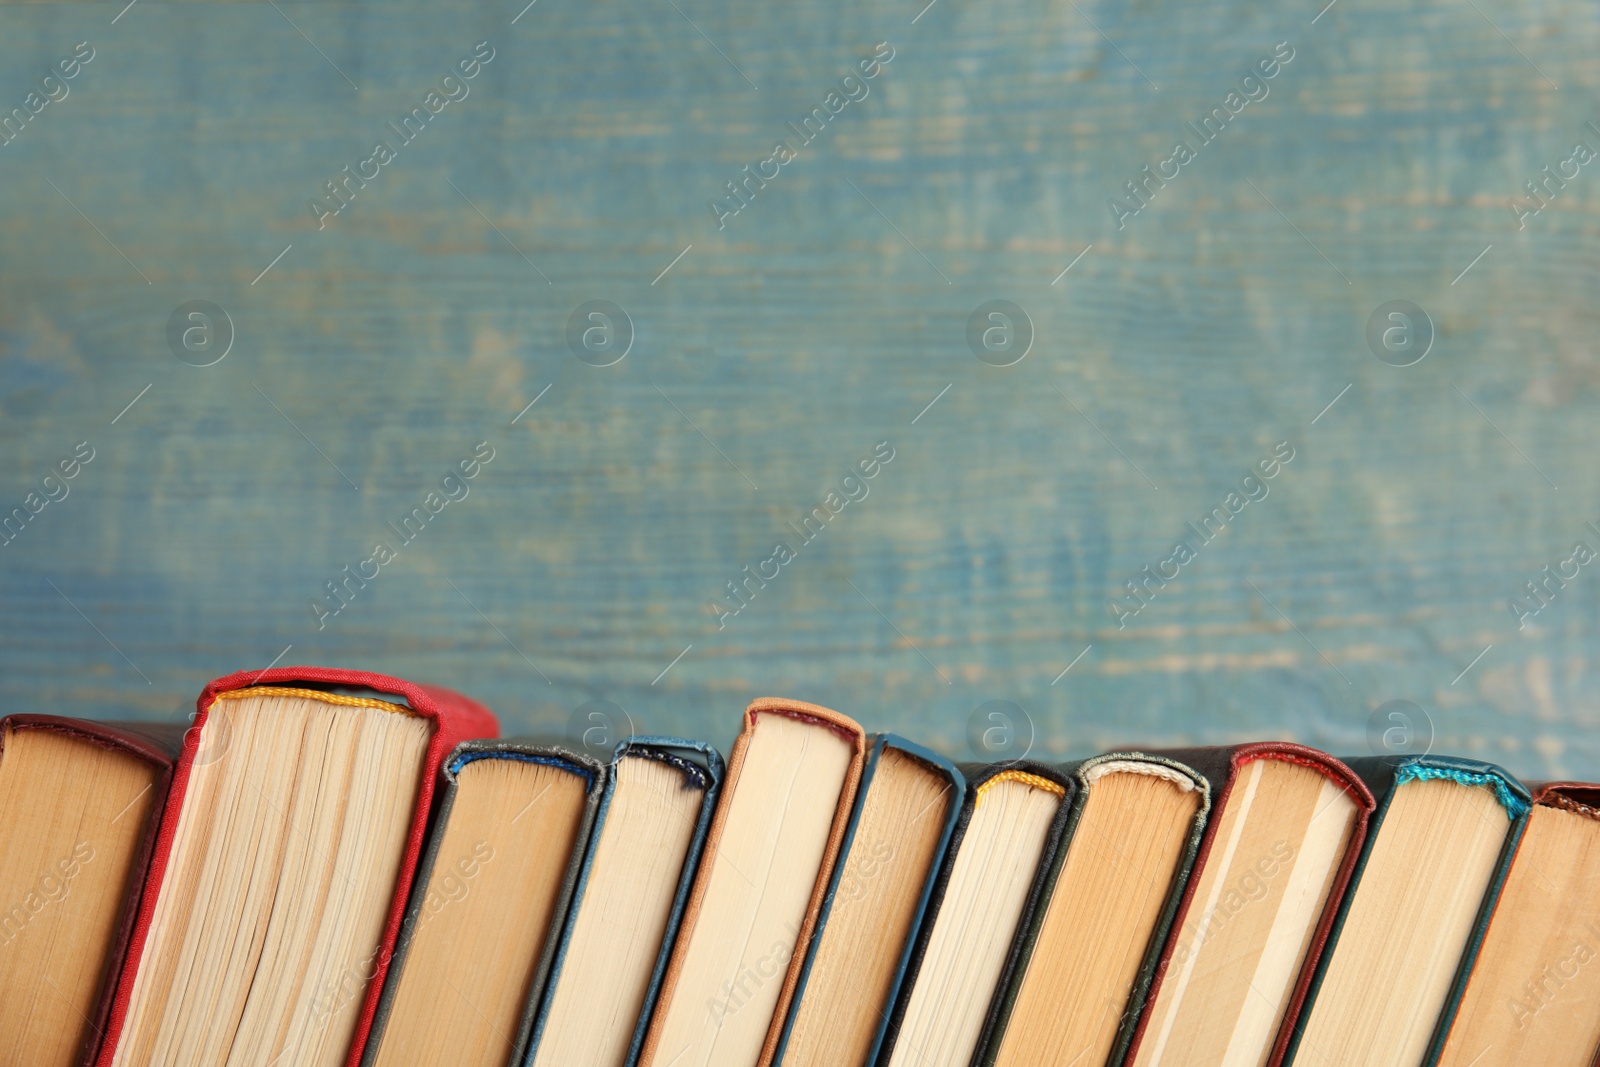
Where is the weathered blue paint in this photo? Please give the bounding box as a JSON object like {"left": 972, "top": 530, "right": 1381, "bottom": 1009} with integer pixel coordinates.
{"left": 1, "top": 0, "right": 1596, "bottom": 779}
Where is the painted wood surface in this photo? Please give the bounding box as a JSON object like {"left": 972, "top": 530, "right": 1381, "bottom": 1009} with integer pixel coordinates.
{"left": 1, "top": 0, "right": 1596, "bottom": 779}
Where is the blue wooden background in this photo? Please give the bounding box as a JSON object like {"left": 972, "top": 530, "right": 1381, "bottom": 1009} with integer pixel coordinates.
{"left": 2, "top": 0, "right": 1596, "bottom": 779}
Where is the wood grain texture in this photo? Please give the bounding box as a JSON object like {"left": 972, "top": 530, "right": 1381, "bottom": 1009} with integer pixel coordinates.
{"left": 1, "top": 0, "right": 1597, "bottom": 779}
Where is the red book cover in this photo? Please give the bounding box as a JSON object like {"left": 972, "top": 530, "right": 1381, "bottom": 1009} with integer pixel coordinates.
{"left": 90, "top": 666, "right": 499, "bottom": 1067}
{"left": 1122, "top": 742, "right": 1376, "bottom": 1067}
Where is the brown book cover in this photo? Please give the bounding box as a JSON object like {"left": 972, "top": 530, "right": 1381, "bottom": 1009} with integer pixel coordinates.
{"left": 636, "top": 697, "right": 866, "bottom": 1067}
{"left": 1432, "top": 780, "right": 1600, "bottom": 1067}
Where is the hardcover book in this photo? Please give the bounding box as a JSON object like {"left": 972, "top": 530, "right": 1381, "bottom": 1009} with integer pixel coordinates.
{"left": 364, "top": 740, "right": 605, "bottom": 1067}
{"left": 636, "top": 698, "right": 866, "bottom": 1067}
{"left": 1430, "top": 781, "right": 1599, "bottom": 1067}
{"left": 0, "top": 714, "right": 184, "bottom": 1067}
{"left": 92, "top": 666, "right": 499, "bottom": 1067}
{"left": 527, "top": 736, "right": 724, "bottom": 1067}
{"left": 877, "top": 759, "right": 1078, "bottom": 1067}
{"left": 1125, "top": 743, "right": 1373, "bottom": 1067}
{"left": 771, "top": 734, "right": 965, "bottom": 1067}
{"left": 981, "top": 752, "right": 1211, "bottom": 1067}
{"left": 1282, "top": 755, "right": 1530, "bottom": 1067}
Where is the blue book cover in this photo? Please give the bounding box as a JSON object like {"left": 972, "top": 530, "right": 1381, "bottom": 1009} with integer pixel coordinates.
{"left": 520, "top": 735, "right": 724, "bottom": 1067}
{"left": 771, "top": 733, "right": 966, "bottom": 1067}
{"left": 1280, "top": 754, "right": 1531, "bottom": 1067}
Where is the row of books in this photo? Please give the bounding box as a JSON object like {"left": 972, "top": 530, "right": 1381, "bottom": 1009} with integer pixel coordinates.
{"left": 1, "top": 665, "right": 1594, "bottom": 1067}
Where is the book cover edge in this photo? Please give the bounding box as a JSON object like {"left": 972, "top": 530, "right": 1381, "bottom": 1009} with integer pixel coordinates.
{"left": 89, "top": 666, "right": 498, "bottom": 1067}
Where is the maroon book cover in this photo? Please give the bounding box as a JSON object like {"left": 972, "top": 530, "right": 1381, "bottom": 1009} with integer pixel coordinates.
{"left": 1122, "top": 743, "right": 1376, "bottom": 1067}
{"left": 1, "top": 713, "right": 186, "bottom": 1066}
